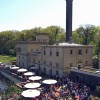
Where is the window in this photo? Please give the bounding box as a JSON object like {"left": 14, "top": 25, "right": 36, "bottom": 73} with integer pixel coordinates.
{"left": 17, "top": 47, "right": 21, "bottom": 52}
{"left": 56, "top": 70, "right": 59, "bottom": 75}
{"left": 44, "top": 67, "right": 46, "bottom": 72}
{"left": 38, "top": 61, "right": 40, "bottom": 64}
{"left": 37, "top": 39, "right": 40, "bottom": 42}
{"left": 78, "top": 59, "right": 82, "bottom": 63}
{"left": 19, "top": 62, "right": 20, "bottom": 65}
{"left": 70, "top": 63, "right": 73, "bottom": 67}
{"left": 86, "top": 49, "right": 88, "bottom": 54}
{"left": 50, "top": 62, "right": 52, "bottom": 66}
{"left": 33, "top": 60, "right": 35, "bottom": 63}
{"left": 44, "top": 51, "right": 46, "bottom": 55}
{"left": 50, "top": 51, "right": 52, "bottom": 56}
{"left": 56, "top": 63, "right": 59, "bottom": 67}
{"left": 56, "top": 51, "right": 59, "bottom": 56}
{"left": 22, "top": 62, "right": 24, "bottom": 66}
{"left": 49, "top": 69, "right": 52, "bottom": 75}
{"left": 43, "top": 39, "right": 47, "bottom": 42}
{"left": 78, "top": 50, "right": 82, "bottom": 55}
{"left": 43, "top": 61, "right": 46, "bottom": 65}
{"left": 85, "top": 61, "right": 88, "bottom": 66}
{"left": 70, "top": 50, "right": 73, "bottom": 54}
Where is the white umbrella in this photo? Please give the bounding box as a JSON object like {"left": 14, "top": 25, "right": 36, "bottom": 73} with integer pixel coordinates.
{"left": 43, "top": 79, "right": 57, "bottom": 85}
{"left": 29, "top": 76, "right": 42, "bottom": 81}
{"left": 24, "top": 82, "right": 41, "bottom": 89}
{"left": 30, "top": 67, "right": 38, "bottom": 69}
{"left": 96, "top": 71, "right": 100, "bottom": 73}
{"left": 17, "top": 68, "right": 27, "bottom": 72}
{"left": 10, "top": 66, "right": 20, "bottom": 70}
{"left": 21, "top": 89, "right": 40, "bottom": 98}
{"left": 24, "top": 72, "right": 35, "bottom": 76}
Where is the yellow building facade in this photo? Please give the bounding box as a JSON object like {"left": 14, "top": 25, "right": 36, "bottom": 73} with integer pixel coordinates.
{"left": 16, "top": 33, "right": 93, "bottom": 77}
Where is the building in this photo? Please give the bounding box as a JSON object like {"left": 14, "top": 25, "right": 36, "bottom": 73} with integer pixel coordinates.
{"left": 16, "top": 33, "right": 49, "bottom": 69}
{"left": 99, "top": 53, "right": 100, "bottom": 69}
{"left": 16, "top": 33, "right": 93, "bottom": 77}
{"left": 70, "top": 67, "right": 100, "bottom": 90}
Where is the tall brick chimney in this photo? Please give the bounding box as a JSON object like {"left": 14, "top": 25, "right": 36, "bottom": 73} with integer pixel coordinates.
{"left": 65, "top": 0, "right": 73, "bottom": 42}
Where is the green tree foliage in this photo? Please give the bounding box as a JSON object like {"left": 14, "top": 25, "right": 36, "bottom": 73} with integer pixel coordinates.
{"left": 0, "top": 25, "right": 100, "bottom": 57}
{"left": 6, "top": 85, "right": 21, "bottom": 95}
{"left": 43, "top": 25, "right": 65, "bottom": 44}
{"left": 75, "top": 24, "right": 98, "bottom": 45}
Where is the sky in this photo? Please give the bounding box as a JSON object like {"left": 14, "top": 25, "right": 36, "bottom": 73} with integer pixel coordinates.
{"left": 0, "top": 0, "right": 100, "bottom": 32}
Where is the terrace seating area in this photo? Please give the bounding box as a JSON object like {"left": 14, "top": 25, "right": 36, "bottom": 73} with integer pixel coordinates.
{"left": 0, "top": 64, "right": 94, "bottom": 100}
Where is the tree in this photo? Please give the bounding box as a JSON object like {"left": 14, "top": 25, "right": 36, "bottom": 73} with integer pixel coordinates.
{"left": 76, "top": 24, "right": 97, "bottom": 45}
{"left": 43, "top": 25, "right": 65, "bottom": 44}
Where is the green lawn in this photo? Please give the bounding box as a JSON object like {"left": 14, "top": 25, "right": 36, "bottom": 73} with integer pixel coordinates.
{"left": 0, "top": 55, "right": 16, "bottom": 63}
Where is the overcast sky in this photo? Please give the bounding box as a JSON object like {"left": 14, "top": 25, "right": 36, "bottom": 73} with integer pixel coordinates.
{"left": 0, "top": 0, "right": 100, "bottom": 32}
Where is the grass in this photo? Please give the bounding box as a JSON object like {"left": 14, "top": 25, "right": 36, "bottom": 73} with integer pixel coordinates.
{"left": 0, "top": 55, "right": 16, "bottom": 63}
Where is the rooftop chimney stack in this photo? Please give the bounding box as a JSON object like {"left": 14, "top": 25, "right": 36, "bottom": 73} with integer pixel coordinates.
{"left": 65, "top": 0, "right": 73, "bottom": 42}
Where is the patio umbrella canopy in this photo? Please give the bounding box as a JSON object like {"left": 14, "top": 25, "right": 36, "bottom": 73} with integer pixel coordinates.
{"left": 29, "top": 76, "right": 42, "bottom": 81}
{"left": 21, "top": 89, "right": 40, "bottom": 98}
{"left": 10, "top": 66, "right": 20, "bottom": 70}
{"left": 43, "top": 79, "right": 57, "bottom": 85}
{"left": 24, "top": 82, "right": 41, "bottom": 89}
{"left": 30, "top": 67, "right": 38, "bottom": 69}
{"left": 17, "top": 68, "right": 27, "bottom": 72}
{"left": 24, "top": 72, "right": 35, "bottom": 76}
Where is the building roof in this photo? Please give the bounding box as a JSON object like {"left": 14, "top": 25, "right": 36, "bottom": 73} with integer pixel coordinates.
{"left": 53, "top": 42, "right": 87, "bottom": 47}
{"left": 16, "top": 41, "right": 48, "bottom": 45}
{"left": 36, "top": 32, "right": 49, "bottom": 36}
{"left": 56, "top": 42, "right": 82, "bottom": 46}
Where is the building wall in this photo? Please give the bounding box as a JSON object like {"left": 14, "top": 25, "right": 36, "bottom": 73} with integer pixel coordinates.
{"left": 16, "top": 43, "right": 44, "bottom": 68}
{"left": 16, "top": 32, "right": 93, "bottom": 77}
{"left": 16, "top": 54, "right": 28, "bottom": 68}
{"left": 63, "top": 46, "right": 93, "bottom": 70}
{"left": 36, "top": 34, "right": 49, "bottom": 43}
{"left": 41, "top": 45, "right": 93, "bottom": 76}
{"left": 99, "top": 53, "right": 100, "bottom": 69}
{"left": 16, "top": 33, "right": 49, "bottom": 69}
{"left": 41, "top": 46, "right": 64, "bottom": 77}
